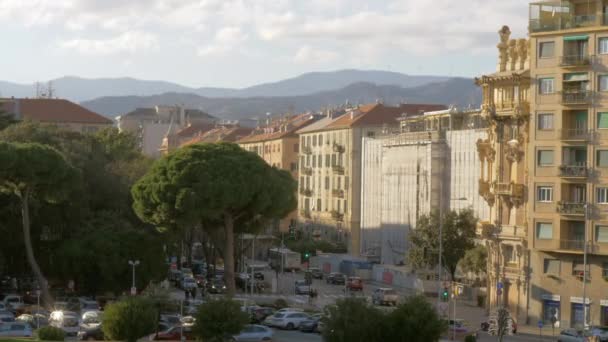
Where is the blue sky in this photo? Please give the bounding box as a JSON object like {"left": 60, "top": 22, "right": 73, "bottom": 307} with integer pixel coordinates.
{"left": 0, "top": 0, "right": 529, "bottom": 88}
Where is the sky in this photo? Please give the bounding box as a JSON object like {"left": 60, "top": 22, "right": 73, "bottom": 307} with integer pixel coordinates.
{"left": 0, "top": 0, "right": 530, "bottom": 88}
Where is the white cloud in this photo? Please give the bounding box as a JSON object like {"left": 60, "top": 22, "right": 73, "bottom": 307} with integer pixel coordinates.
{"left": 197, "top": 26, "right": 248, "bottom": 57}
{"left": 294, "top": 46, "right": 339, "bottom": 64}
{"left": 61, "top": 31, "right": 159, "bottom": 55}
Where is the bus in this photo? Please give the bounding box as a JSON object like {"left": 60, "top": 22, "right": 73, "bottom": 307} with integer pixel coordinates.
{"left": 268, "top": 248, "right": 301, "bottom": 271}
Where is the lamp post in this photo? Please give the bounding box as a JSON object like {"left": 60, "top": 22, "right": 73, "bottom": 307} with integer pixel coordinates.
{"left": 128, "top": 260, "right": 140, "bottom": 295}
{"left": 35, "top": 289, "right": 41, "bottom": 329}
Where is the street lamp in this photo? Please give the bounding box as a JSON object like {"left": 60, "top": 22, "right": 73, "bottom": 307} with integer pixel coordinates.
{"left": 128, "top": 260, "right": 140, "bottom": 295}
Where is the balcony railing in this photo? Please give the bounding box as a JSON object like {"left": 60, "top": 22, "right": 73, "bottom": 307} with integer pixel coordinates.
{"left": 332, "top": 189, "right": 344, "bottom": 198}
{"left": 330, "top": 210, "right": 344, "bottom": 221}
{"left": 494, "top": 182, "right": 525, "bottom": 198}
{"left": 300, "top": 209, "right": 311, "bottom": 219}
{"left": 332, "top": 165, "right": 345, "bottom": 175}
{"left": 299, "top": 188, "right": 313, "bottom": 197}
{"left": 573, "top": 14, "right": 596, "bottom": 27}
{"left": 302, "top": 146, "right": 312, "bottom": 155}
{"left": 302, "top": 167, "right": 313, "bottom": 176}
{"left": 557, "top": 201, "right": 586, "bottom": 216}
{"left": 561, "top": 91, "right": 593, "bottom": 105}
{"left": 560, "top": 128, "right": 591, "bottom": 141}
{"left": 558, "top": 165, "right": 588, "bottom": 178}
{"left": 560, "top": 239, "right": 585, "bottom": 251}
{"left": 560, "top": 55, "right": 592, "bottom": 67}
{"left": 333, "top": 142, "right": 345, "bottom": 153}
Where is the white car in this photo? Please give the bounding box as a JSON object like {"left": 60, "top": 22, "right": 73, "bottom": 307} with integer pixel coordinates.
{"left": 371, "top": 288, "right": 398, "bottom": 306}
{"left": 79, "top": 300, "right": 100, "bottom": 313}
{"left": 49, "top": 310, "right": 80, "bottom": 336}
{"left": 276, "top": 308, "right": 303, "bottom": 314}
{"left": 268, "top": 312, "right": 310, "bottom": 330}
{"left": 294, "top": 280, "right": 310, "bottom": 295}
{"left": 0, "top": 322, "right": 33, "bottom": 337}
{"left": 232, "top": 324, "right": 273, "bottom": 342}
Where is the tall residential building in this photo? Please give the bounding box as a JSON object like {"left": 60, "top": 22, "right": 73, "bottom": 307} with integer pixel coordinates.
{"left": 296, "top": 103, "right": 446, "bottom": 255}
{"left": 360, "top": 108, "right": 489, "bottom": 265}
{"left": 237, "top": 113, "right": 319, "bottom": 233}
{"left": 527, "top": 1, "right": 608, "bottom": 328}
{"left": 475, "top": 26, "right": 531, "bottom": 323}
{"left": 0, "top": 98, "right": 112, "bottom": 132}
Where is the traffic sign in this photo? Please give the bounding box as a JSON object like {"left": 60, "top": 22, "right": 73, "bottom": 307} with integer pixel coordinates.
{"left": 497, "top": 282, "right": 503, "bottom": 289}
{"left": 537, "top": 320, "right": 544, "bottom": 328}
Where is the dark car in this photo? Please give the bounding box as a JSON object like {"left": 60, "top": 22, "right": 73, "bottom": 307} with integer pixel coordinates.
{"left": 77, "top": 323, "right": 104, "bottom": 341}
{"left": 154, "top": 326, "right": 194, "bottom": 341}
{"left": 208, "top": 279, "right": 226, "bottom": 294}
{"left": 251, "top": 307, "right": 275, "bottom": 324}
{"left": 299, "top": 313, "right": 322, "bottom": 333}
{"left": 310, "top": 268, "right": 323, "bottom": 279}
{"left": 254, "top": 272, "right": 264, "bottom": 281}
{"left": 346, "top": 277, "right": 363, "bottom": 291}
{"left": 326, "top": 273, "right": 345, "bottom": 285}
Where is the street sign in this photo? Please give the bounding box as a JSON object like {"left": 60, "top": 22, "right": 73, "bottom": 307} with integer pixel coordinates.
{"left": 35, "top": 290, "right": 41, "bottom": 296}
{"left": 497, "top": 282, "right": 503, "bottom": 289}
{"left": 537, "top": 320, "right": 544, "bottom": 328}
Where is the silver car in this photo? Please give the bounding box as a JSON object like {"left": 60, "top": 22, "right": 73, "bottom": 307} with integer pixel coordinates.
{"left": 231, "top": 324, "right": 273, "bottom": 342}
{"left": 0, "top": 322, "right": 33, "bottom": 337}
{"left": 557, "top": 328, "right": 591, "bottom": 342}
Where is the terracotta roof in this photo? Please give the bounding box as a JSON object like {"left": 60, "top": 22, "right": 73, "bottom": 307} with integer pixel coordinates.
{"left": 325, "top": 103, "right": 447, "bottom": 129}
{"left": 237, "top": 113, "right": 319, "bottom": 144}
{"left": 180, "top": 126, "right": 254, "bottom": 146}
{"left": 0, "top": 98, "right": 113, "bottom": 125}
{"left": 176, "top": 122, "right": 216, "bottom": 138}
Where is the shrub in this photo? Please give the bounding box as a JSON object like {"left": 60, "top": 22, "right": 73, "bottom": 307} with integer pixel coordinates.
{"left": 322, "top": 297, "right": 386, "bottom": 342}
{"left": 102, "top": 296, "right": 158, "bottom": 342}
{"left": 465, "top": 334, "right": 477, "bottom": 342}
{"left": 37, "top": 326, "right": 66, "bottom": 341}
{"left": 384, "top": 295, "right": 447, "bottom": 342}
{"left": 193, "top": 298, "right": 249, "bottom": 342}
{"left": 273, "top": 298, "right": 288, "bottom": 309}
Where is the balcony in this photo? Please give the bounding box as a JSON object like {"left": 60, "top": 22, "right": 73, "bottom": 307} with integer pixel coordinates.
{"left": 560, "top": 55, "right": 592, "bottom": 68}
{"left": 330, "top": 210, "right": 344, "bottom": 221}
{"left": 300, "top": 209, "right": 311, "bottom": 219}
{"left": 332, "top": 142, "right": 345, "bottom": 153}
{"left": 558, "top": 165, "right": 588, "bottom": 178}
{"left": 332, "top": 189, "right": 344, "bottom": 198}
{"left": 478, "top": 180, "right": 490, "bottom": 196}
{"left": 560, "top": 128, "right": 591, "bottom": 141}
{"left": 494, "top": 101, "right": 530, "bottom": 118}
{"left": 559, "top": 239, "right": 585, "bottom": 251}
{"left": 561, "top": 91, "right": 593, "bottom": 105}
{"left": 299, "top": 188, "right": 313, "bottom": 197}
{"left": 302, "top": 146, "right": 312, "bottom": 155}
{"left": 495, "top": 182, "right": 525, "bottom": 198}
{"left": 302, "top": 167, "right": 313, "bottom": 176}
{"left": 556, "top": 202, "right": 586, "bottom": 216}
{"left": 332, "top": 165, "right": 345, "bottom": 175}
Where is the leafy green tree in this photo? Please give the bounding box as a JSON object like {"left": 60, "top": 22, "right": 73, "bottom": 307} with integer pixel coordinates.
{"left": 192, "top": 298, "right": 249, "bottom": 342}
{"left": 132, "top": 143, "right": 296, "bottom": 295}
{"left": 459, "top": 244, "right": 488, "bottom": 278}
{"left": 408, "top": 209, "right": 477, "bottom": 280}
{"left": 102, "top": 297, "right": 158, "bottom": 342}
{"left": 0, "top": 110, "right": 16, "bottom": 131}
{"left": 322, "top": 298, "right": 386, "bottom": 342}
{"left": 0, "top": 142, "right": 79, "bottom": 305}
{"left": 384, "top": 295, "right": 447, "bottom": 342}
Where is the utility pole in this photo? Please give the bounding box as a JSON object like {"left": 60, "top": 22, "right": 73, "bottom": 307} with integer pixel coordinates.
{"left": 251, "top": 235, "right": 255, "bottom": 296}
{"left": 128, "top": 260, "right": 140, "bottom": 295}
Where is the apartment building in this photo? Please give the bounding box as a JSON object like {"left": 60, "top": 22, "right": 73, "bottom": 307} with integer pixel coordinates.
{"left": 475, "top": 26, "right": 531, "bottom": 323}
{"left": 238, "top": 113, "right": 319, "bottom": 233}
{"left": 360, "top": 108, "right": 489, "bottom": 266}
{"left": 296, "top": 103, "right": 446, "bottom": 255}
{"left": 527, "top": 0, "right": 608, "bottom": 328}
{"left": 180, "top": 125, "right": 253, "bottom": 146}
{"left": 0, "top": 98, "right": 112, "bottom": 132}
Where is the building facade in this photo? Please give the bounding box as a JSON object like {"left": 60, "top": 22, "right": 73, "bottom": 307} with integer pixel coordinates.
{"left": 475, "top": 26, "right": 531, "bottom": 323}
{"left": 360, "top": 108, "right": 490, "bottom": 265}
{"left": 527, "top": 1, "right": 608, "bottom": 328}
{"left": 296, "top": 103, "right": 446, "bottom": 255}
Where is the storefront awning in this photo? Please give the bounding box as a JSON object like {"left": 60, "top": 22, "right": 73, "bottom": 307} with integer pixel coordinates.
{"left": 564, "top": 35, "right": 589, "bottom": 41}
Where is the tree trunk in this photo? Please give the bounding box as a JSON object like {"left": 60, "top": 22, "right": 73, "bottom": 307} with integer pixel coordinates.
{"left": 20, "top": 190, "right": 53, "bottom": 307}
{"left": 223, "top": 213, "right": 236, "bottom": 297}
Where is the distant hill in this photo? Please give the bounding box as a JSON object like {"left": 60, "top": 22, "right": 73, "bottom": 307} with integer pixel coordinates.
{"left": 81, "top": 78, "right": 481, "bottom": 122}
{"left": 0, "top": 70, "right": 452, "bottom": 102}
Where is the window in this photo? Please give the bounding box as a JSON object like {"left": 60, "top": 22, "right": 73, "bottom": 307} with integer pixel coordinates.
{"left": 599, "top": 37, "right": 608, "bottom": 54}
{"left": 539, "top": 78, "right": 555, "bottom": 94}
{"left": 331, "top": 154, "right": 337, "bottom": 166}
{"left": 312, "top": 155, "right": 316, "bottom": 168}
{"left": 597, "top": 187, "right": 608, "bottom": 204}
{"left": 537, "top": 150, "right": 554, "bottom": 166}
{"left": 324, "top": 177, "right": 329, "bottom": 190}
{"left": 325, "top": 154, "right": 330, "bottom": 167}
{"left": 367, "top": 131, "right": 375, "bottom": 138}
{"left": 316, "top": 199, "right": 322, "bottom": 212}
{"left": 600, "top": 75, "right": 608, "bottom": 92}
{"left": 596, "top": 226, "right": 608, "bottom": 243}
{"left": 603, "top": 263, "right": 608, "bottom": 277}
{"left": 318, "top": 134, "right": 323, "bottom": 145}
{"left": 572, "top": 259, "right": 590, "bottom": 276}
{"left": 538, "top": 114, "right": 554, "bottom": 130}
{"left": 598, "top": 150, "right": 608, "bottom": 167}
{"left": 312, "top": 135, "right": 317, "bottom": 146}
{"left": 536, "top": 222, "right": 553, "bottom": 240}
{"left": 344, "top": 200, "right": 348, "bottom": 214}
{"left": 598, "top": 113, "right": 608, "bottom": 129}
{"left": 503, "top": 245, "right": 516, "bottom": 264}
{"left": 293, "top": 143, "right": 299, "bottom": 153}
{"left": 543, "top": 258, "right": 561, "bottom": 275}
{"left": 537, "top": 186, "right": 553, "bottom": 202}
{"left": 290, "top": 162, "right": 297, "bottom": 172}
{"left": 345, "top": 176, "right": 349, "bottom": 190}
{"left": 539, "top": 41, "right": 555, "bottom": 58}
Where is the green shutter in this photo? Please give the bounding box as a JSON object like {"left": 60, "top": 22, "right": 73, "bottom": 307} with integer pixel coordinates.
{"left": 564, "top": 35, "right": 589, "bottom": 41}
{"left": 598, "top": 113, "right": 608, "bottom": 129}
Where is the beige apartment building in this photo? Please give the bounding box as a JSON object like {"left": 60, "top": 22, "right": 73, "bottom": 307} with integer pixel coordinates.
{"left": 475, "top": 26, "right": 532, "bottom": 323}
{"left": 296, "top": 103, "right": 445, "bottom": 255}
{"left": 238, "top": 113, "right": 319, "bottom": 233}
{"left": 527, "top": 0, "right": 608, "bottom": 328}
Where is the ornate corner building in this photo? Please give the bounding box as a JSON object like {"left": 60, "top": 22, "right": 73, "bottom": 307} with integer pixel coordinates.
{"left": 475, "top": 26, "right": 532, "bottom": 323}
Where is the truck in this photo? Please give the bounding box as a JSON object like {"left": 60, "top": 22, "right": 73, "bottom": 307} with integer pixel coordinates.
{"left": 268, "top": 248, "right": 301, "bottom": 271}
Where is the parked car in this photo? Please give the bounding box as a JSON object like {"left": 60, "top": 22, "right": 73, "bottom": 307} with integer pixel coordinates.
{"left": 180, "top": 316, "right": 196, "bottom": 327}
{"left": 181, "top": 277, "right": 197, "bottom": 290}
{"left": 208, "top": 279, "right": 226, "bottom": 294}
{"left": 0, "top": 322, "right": 33, "bottom": 337}
{"left": 254, "top": 272, "right": 265, "bottom": 281}
{"left": 79, "top": 300, "right": 100, "bottom": 314}
{"left": 590, "top": 326, "right": 608, "bottom": 342}
{"left": 0, "top": 312, "right": 15, "bottom": 323}
{"left": 299, "top": 313, "right": 323, "bottom": 333}
{"left": 16, "top": 313, "right": 48, "bottom": 328}
{"left": 3, "top": 295, "right": 24, "bottom": 311}
{"left": 326, "top": 273, "right": 345, "bottom": 285}
{"left": 160, "top": 314, "right": 182, "bottom": 327}
{"left": 49, "top": 310, "right": 80, "bottom": 336}
{"left": 195, "top": 275, "right": 207, "bottom": 288}
{"left": 294, "top": 280, "right": 311, "bottom": 295}
{"left": 231, "top": 324, "right": 273, "bottom": 342}
{"left": 557, "top": 328, "right": 591, "bottom": 342}
{"left": 77, "top": 322, "right": 104, "bottom": 341}
{"left": 267, "top": 312, "right": 310, "bottom": 330}
{"left": 310, "top": 268, "right": 323, "bottom": 279}
{"left": 152, "top": 326, "right": 194, "bottom": 340}
{"left": 276, "top": 308, "right": 303, "bottom": 314}
{"left": 250, "top": 307, "right": 275, "bottom": 324}
{"left": 346, "top": 277, "right": 363, "bottom": 291}
{"left": 372, "top": 288, "right": 398, "bottom": 306}
{"left": 181, "top": 268, "right": 194, "bottom": 279}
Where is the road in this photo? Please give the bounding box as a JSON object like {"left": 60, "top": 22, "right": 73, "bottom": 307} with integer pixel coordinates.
{"left": 273, "top": 329, "right": 322, "bottom": 342}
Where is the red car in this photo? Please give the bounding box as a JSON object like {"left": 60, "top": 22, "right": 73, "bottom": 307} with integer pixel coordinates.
{"left": 346, "top": 277, "right": 363, "bottom": 291}
{"left": 152, "top": 326, "right": 194, "bottom": 341}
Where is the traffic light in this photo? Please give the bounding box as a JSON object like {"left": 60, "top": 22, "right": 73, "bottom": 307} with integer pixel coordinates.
{"left": 303, "top": 251, "right": 311, "bottom": 260}
{"left": 442, "top": 287, "right": 449, "bottom": 301}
